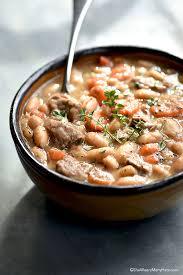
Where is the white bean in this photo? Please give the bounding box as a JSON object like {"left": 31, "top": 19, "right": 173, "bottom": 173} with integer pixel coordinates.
{"left": 85, "top": 132, "right": 109, "bottom": 148}
{"left": 134, "top": 89, "right": 160, "bottom": 99}
{"left": 103, "top": 155, "right": 119, "bottom": 169}
{"left": 138, "top": 131, "right": 162, "bottom": 144}
{"left": 118, "top": 165, "right": 137, "bottom": 177}
{"left": 31, "top": 146, "right": 47, "bottom": 164}
{"left": 33, "top": 126, "right": 49, "bottom": 148}
{"left": 171, "top": 154, "right": 183, "bottom": 174}
{"left": 22, "top": 127, "right": 33, "bottom": 139}
{"left": 24, "top": 97, "right": 40, "bottom": 113}
{"left": 169, "top": 142, "right": 183, "bottom": 155}
{"left": 148, "top": 70, "right": 165, "bottom": 81}
{"left": 152, "top": 165, "right": 170, "bottom": 178}
{"left": 71, "top": 68, "right": 83, "bottom": 85}
{"left": 116, "top": 175, "right": 146, "bottom": 186}
{"left": 28, "top": 115, "right": 43, "bottom": 129}
{"left": 87, "top": 147, "right": 115, "bottom": 162}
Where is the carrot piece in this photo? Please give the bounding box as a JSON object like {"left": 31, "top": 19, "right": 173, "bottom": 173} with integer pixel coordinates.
{"left": 48, "top": 148, "right": 65, "bottom": 161}
{"left": 111, "top": 64, "right": 127, "bottom": 74}
{"left": 144, "top": 154, "right": 159, "bottom": 164}
{"left": 81, "top": 96, "right": 99, "bottom": 113}
{"left": 139, "top": 143, "right": 159, "bottom": 156}
{"left": 85, "top": 110, "right": 107, "bottom": 132}
{"left": 119, "top": 100, "right": 140, "bottom": 116}
{"left": 89, "top": 85, "right": 107, "bottom": 104}
{"left": 87, "top": 77, "right": 106, "bottom": 89}
{"left": 99, "top": 56, "right": 112, "bottom": 66}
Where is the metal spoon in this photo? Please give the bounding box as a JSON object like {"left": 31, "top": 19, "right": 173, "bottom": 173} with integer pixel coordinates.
{"left": 62, "top": 0, "right": 93, "bottom": 93}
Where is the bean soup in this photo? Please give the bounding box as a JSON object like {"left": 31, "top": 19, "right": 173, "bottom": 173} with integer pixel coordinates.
{"left": 20, "top": 54, "right": 183, "bottom": 186}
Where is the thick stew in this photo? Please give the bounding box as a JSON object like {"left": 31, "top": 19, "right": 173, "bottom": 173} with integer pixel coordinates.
{"left": 20, "top": 54, "right": 183, "bottom": 186}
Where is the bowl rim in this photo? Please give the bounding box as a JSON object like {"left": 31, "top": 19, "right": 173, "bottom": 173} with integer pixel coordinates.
{"left": 10, "top": 45, "right": 183, "bottom": 196}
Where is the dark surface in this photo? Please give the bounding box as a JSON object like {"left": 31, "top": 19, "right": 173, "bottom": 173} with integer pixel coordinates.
{"left": 1, "top": 187, "right": 183, "bottom": 274}
{"left": 1, "top": 0, "right": 183, "bottom": 274}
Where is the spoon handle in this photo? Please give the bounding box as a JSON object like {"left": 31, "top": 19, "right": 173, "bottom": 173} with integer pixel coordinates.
{"left": 62, "top": 0, "right": 93, "bottom": 93}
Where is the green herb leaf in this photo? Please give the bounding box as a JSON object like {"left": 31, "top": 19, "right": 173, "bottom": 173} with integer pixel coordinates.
{"left": 52, "top": 110, "right": 68, "bottom": 121}
{"left": 79, "top": 108, "right": 86, "bottom": 121}
{"left": 112, "top": 113, "right": 129, "bottom": 124}
{"left": 134, "top": 82, "right": 141, "bottom": 88}
{"left": 147, "top": 98, "right": 158, "bottom": 106}
{"left": 127, "top": 120, "right": 145, "bottom": 141}
{"left": 102, "top": 88, "right": 120, "bottom": 107}
{"left": 159, "top": 140, "right": 166, "bottom": 151}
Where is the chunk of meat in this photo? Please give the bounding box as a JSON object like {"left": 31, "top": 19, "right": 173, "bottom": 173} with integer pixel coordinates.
{"left": 45, "top": 118, "right": 84, "bottom": 147}
{"left": 48, "top": 93, "right": 81, "bottom": 122}
{"left": 56, "top": 155, "right": 93, "bottom": 181}
{"left": 115, "top": 142, "right": 152, "bottom": 173}
{"left": 127, "top": 153, "right": 152, "bottom": 173}
{"left": 161, "top": 118, "right": 183, "bottom": 140}
{"left": 88, "top": 167, "right": 115, "bottom": 185}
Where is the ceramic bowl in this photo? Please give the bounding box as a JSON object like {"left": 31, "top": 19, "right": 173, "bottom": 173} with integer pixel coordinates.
{"left": 10, "top": 46, "right": 183, "bottom": 221}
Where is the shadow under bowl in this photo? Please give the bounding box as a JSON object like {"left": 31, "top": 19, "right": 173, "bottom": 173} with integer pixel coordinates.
{"left": 10, "top": 45, "right": 183, "bottom": 221}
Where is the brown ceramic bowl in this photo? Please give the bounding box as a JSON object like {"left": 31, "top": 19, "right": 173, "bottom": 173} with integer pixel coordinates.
{"left": 10, "top": 46, "right": 183, "bottom": 221}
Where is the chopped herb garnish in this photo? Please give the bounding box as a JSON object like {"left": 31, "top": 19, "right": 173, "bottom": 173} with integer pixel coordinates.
{"left": 112, "top": 113, "right": 129, "bottom": 124}
{"left": 159, "top": 140, "right": 167, "bottom": 151}
{"left": 127, "top": 120, "right": 145, "bottom": 141}
{"left": 80, "top": 108, "right": 86, "bottom": 121}
{"left": 102, "top": 88, "right": 120, "bottom": 107}
{"left": 147, "top": 98, "right": 158, "bottom": 106}
{"left": 80, "top": 108, "right": 123, "bottom": 144}
{"left": 52, "top": 110, "right": 68, "bottom": 121}
{"left": 102, "top": 88, "right": 129, "bottom": 126}
{"left": 134, "top": 82, "right": 141, "bottom": 88}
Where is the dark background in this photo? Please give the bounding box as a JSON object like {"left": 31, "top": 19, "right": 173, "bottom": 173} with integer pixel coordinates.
{"left": 1, "top": 0, "right": 183, "bottom": 274}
